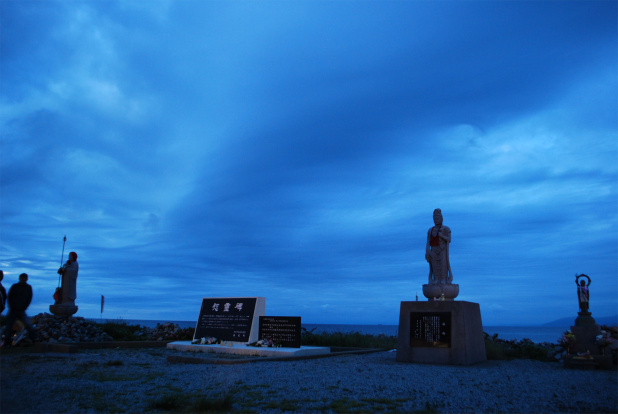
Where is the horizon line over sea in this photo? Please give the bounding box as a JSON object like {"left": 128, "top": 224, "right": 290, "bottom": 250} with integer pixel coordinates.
{"left": 90, "top": 319, "right": 577, "bottom": 344}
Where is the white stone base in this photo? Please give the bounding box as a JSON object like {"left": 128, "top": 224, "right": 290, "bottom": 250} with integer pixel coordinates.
{"left": 167, "top": 341, "right": 330, "bottom": 357}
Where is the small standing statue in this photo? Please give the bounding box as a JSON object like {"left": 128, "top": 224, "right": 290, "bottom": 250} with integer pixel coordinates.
{"left": 575, "top": 274, "right": 591, "bottom": 314}
{"left": 422, "top": 209, "right": 459, "bottom": 300}
{"left": 426, "top": 208, "right": 453, "bottom": 284}
{"left": 50, "top": 251, "right": 79, "bottom": 316}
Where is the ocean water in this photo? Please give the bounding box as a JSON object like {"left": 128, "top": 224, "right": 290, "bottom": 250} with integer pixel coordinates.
{"left": 96, "top": 319, "right": 569, "bottom": 344}
{"left": 302, "top": 324, "right": 568, "bottom": 344}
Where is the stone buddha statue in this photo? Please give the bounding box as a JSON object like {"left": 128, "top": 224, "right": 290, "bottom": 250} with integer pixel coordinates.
{"left": 422, "top": 209, "right": 459, "bottom": 300}
{"left": 50, "top": 251, "right": 79, "bottom": 316}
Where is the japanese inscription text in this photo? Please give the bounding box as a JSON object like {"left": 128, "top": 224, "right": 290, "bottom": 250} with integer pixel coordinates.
{"left": 409, "top": 312, "right": 451, "bottom": 348}
{"left": 194, "top": 297, "right": 258, "bottom": 342}
{"left": 259, "top": 316, "right": 301, "bottom": 348}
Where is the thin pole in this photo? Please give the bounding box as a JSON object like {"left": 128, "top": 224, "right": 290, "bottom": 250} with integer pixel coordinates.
{"left": 60, "top": 235, "right": 67, "bottom": 265}
{"left": 58, "top": 235, "right": 66, "bottom": 287}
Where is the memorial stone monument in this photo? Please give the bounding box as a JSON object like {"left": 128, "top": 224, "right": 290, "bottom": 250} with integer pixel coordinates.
{"left": 193, "top": 297, "right": 265, "bottom": 343}
{"left": 167, "top": 299, "right": 330, "bottom": 358}
{"left": 397, "top": 209, "right": 486, "bottom": 365}
{"left": 50, "top": 251, "right": 79, "bottom": 317}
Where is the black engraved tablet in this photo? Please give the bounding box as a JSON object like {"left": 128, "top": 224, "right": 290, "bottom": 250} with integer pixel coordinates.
{"left": 259, "top": 316, "right": 301, "bottom": 348}
{"left": 194, "top": 298, "right": 257, "bottom": 342}
{"left": 410, "top": 312, "right": 451, "bottom": 348}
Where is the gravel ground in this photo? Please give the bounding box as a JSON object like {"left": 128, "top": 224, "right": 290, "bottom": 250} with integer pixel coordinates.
{"left": 1, "top": 347, "right": 616, "bottom": 413}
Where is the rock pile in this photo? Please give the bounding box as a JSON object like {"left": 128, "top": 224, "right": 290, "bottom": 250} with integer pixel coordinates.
{"left": 1, "top": 314, "right": 197, "bottom": 346}
{"left": 5, "top": 313, "right": 114, "bottom": 345}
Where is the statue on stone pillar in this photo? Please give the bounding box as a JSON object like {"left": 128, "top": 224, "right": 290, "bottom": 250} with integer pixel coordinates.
{"left": 50, "top": 251, "right": 79, "bottom": 316}
{"left": 569, "top": 273, "right": 600, "bottom": 357}
{"left": 575, "top": 274, "right": 591, "bottom": 314}
{"left": 422, "top": 209, "right": 459, "bottom": 300}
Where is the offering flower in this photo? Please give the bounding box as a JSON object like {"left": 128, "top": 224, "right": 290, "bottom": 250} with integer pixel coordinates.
{"left": 596, "top": 331, "right": 615, "bottom": 347}
{"left": 195, "top": 337, "right": 220, "bottom": 345}
{"left": 246, "top": 338, "right": 282, "bottom": 347}
{"left": 558, "top": 330, "right": 576, "bottom": 349}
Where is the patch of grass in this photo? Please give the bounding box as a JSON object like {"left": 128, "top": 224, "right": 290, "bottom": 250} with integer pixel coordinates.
{"left": 301, "top": 330, "right": 397, "bottom": 349}
{"left": 413, "top": 401, "right": 441, "bottom": 413}
{"left": 95, "top": 320, "right": 146, "bottom": 341}
{"left": 73, "top": 387, "right": 133, "bottom": 414}
{"left": 517, "top": 343, "right": 552, "bottom": 361}
{"left": 484, "top": 338, "right": 551, "bottom": 361}
{"left": 96, "top": 371, "right": 144, "bottom": 382}
{"left": 148, "top": 392, "right": 184, "bottom": 410}
{"left": 10, "top": 355, "right": 66, "bottom": 369}
{"left": 147, "top": 391, "right": 234, "bottom": 412}
{"left": 139, "top": 372, "right": 166, "bottom": 384}
{"left": 484, "top": 340, "right": 508, "bottom": 360}
{"left": 326, "top": 398, "right": 370, "bottom": 413}
{"left": 264, "top": 399, "right": 300, "bottom": 411}
{"left": 192, "top": 393, "right": 234, "bottom": 412}
{"left": 134, "top": 362, "right": 152, "bottom": 367}
{"left": 157, "top": 384, "right": 184, "bottom": 394}
{"left": 77, "top": 390, "right": 128, "bottom": 413}
{"left": 361, "top": 397, "right": 407, "bottom": 411}
{"left": 232, "top": 383, "right": 268, "bottom": 402}
{"left": 70, "top": 362, "right": 145, "bottom": 382}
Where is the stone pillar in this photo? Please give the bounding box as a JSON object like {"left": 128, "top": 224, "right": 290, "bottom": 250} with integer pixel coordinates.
{"left": 570, "top": 312, "right": 600, "bottom": 355}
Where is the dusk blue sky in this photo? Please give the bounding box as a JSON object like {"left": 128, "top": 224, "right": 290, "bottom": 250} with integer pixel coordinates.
{"left": 1, "top": 1, "right": 616, "bottom": 326}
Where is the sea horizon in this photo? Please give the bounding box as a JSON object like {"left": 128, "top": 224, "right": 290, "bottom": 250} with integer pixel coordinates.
{"left": 88, "top": 318, "right": 584, "bottom": 344}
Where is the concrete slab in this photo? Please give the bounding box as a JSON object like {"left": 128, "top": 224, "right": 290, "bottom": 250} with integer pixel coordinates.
{"left": 167, "top": 341, "right": 330, "bottom": 357}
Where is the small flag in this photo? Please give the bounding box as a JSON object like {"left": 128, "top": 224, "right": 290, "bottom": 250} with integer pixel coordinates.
{"left": 101, "top": 295, "right": 105, "bottom": 314}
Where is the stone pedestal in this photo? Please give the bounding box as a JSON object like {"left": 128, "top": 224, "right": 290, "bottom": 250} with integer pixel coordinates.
{"left": 563, "top": 354, "right": 614, "bottom": 370}
{"left": 396, "top": 301, "right": 486, "bottom": 365}
{"left": 570, "top": 312, "right": 600, "bottom": 355}
{"left": 49, "top": 304, "right": 78, "bottom": 317}
{"left": 422, "top": 284, "right": 459, "bottom": 300}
